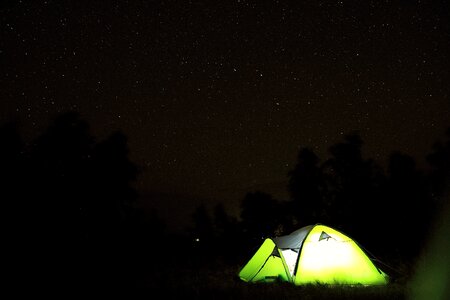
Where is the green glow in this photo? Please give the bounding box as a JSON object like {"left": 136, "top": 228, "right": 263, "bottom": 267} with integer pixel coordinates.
{"left": 409, "top": 201, "right": 450, "bottom": 300}
{"left": 294, "top": 225, "right": 388, "bottom": 285}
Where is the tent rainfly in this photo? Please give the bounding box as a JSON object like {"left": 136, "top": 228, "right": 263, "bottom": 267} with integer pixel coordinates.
{"left": 238, "top": 224, "right": 389, "bottom": 285}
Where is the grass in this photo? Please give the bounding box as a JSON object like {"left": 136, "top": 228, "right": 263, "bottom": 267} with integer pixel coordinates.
{"left": 133, "top": 265, "right": 408, "bottom": 299}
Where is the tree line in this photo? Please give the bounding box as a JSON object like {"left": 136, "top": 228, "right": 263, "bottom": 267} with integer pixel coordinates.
{"left": 190, "top": 129, "right": 450, "bottom": 274}
{"left": 2, "top": 111, "right": 449, "bottom": 289}
{"left": 1, "top": 112, "right": 163, "bottom": 291}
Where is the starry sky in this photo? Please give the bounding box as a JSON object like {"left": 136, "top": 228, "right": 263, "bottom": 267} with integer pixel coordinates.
{"left": 1, "top": 1, "right": 449, "bottom": 231}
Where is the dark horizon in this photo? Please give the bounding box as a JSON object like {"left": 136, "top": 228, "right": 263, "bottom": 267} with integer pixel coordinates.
{"left": 3, "top": 112, "right": 449, "bottom": 236}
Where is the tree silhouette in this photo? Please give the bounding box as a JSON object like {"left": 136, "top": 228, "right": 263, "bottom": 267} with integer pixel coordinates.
{"left": 1, "top": 112, "right": 146, "bottom": 290}
{"left": 191, "top": 203, "right": 214, "bottom": 245}
{"left": 27, "top": 112, "right": 94, "bottom": 241}
{"left": 212, "top": 202, "right": 241, "bottom": 262}
{"left": 288, "top": 148, "right": 325, "bottom": 226}
{"left": 1, "top": 121, "right": 27, "bottom": 286}
{"left": 284, "top": 133, "right": 437, "bottom": 264}
{"left": 228, "top": 128, "right": 450, "bottom": 274}
{"left": 384, "top": 152, "right": 432, "bottom": 261}
{"left": 320, "top": 134, "right": 385, "bottom": 241}
{"left": 240, "top": 191, "right": 282, "bottom": 243}
{"left": 427, "top": 127, "right": 450, "bottom": 202}
{"left": 188, "top": 202, "right": 216, "bottom": 265}
{"left": 0, "top": 121, "right": 24, "bottom": 223}
{"left": 88, "top": 131, "right": 139, "bottom": 241}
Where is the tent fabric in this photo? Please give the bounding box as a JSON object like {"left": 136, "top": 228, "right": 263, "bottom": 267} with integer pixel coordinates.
{"left": 273, "top": 225, "right": 314, "bottom": 250}
{"left": 238, "top": 238, "right": 290, "bottom": 283}
{"left": 239, "top": 224, "right": 389, "bottom": 285}
{"left": 294, "top": 225, "right": 387, "bottom": 285}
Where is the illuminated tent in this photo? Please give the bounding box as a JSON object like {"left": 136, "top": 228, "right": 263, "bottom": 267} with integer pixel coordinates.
{"left": 238, "top": 224, "right": 388, "bottom": 285}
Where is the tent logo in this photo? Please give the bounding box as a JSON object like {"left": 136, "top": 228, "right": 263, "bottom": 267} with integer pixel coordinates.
{"left": 319, "top": 231, "right": 333, "bottom": 241}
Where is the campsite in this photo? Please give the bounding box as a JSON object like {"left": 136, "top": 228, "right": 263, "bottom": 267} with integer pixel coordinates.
{"left": 2, "top": 112, "right": 449, "bottom": 299}
{"left": 2, "top": 113, "right": 449, "bottom": 298}
{"left": 2, "top": 1, "right": 450, "bottom": 298}
{"left": 238, "top": 224, "right": 389, "bottom": 285}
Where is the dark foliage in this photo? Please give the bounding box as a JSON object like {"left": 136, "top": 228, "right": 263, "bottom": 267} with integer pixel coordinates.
{"left": 189, "top": 129, "right": 449, "bottom": 278}
{"left": 1, "top": 112, "right": 163, "bottom": 292}
{"left": 2, "top": 112, "right": 448, "bottom": 292}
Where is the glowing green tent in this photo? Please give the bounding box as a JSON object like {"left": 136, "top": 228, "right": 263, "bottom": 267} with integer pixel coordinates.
{"left": 239, "top": 224, "right": 388, "bottom": 285}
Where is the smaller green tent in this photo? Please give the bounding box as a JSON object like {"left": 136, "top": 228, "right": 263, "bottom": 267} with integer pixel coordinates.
{"left": 239, "top": 224, "right": 388, "bottom": 285}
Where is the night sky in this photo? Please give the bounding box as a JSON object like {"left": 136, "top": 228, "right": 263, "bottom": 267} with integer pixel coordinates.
{"left": 2, "top": 1, "right": 449, "bottom": 231}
